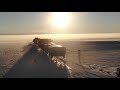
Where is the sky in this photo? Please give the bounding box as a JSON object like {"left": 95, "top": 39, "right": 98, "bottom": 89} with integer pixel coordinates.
{"left": 0, "top": 12, "right": 120, "bottom": 34}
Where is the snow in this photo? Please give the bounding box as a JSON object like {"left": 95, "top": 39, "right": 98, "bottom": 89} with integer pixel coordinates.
{"left": 0, "top": 35, "right": 120, "bottom": 78}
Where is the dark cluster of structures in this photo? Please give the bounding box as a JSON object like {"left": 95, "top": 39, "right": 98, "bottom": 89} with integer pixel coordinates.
{"left": 33, "top": 37, "right": 66, "bottom": 63}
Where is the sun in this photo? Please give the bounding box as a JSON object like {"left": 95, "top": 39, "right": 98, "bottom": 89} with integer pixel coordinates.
{"left": 50, "top": 12, "right": 71, "bottom": 29}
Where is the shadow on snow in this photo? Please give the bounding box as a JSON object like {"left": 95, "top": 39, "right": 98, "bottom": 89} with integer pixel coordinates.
{"left": 4, "top": 44, "right": 69, "bottom": 78}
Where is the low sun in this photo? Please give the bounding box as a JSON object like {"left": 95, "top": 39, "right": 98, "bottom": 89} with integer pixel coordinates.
{"left": 50, "top": 12, "right": 71, "bottom": 29}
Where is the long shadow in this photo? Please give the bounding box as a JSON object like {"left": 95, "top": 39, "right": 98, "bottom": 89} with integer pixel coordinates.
{"left": 4, "top": 44, "right": 69, "bottom": 78}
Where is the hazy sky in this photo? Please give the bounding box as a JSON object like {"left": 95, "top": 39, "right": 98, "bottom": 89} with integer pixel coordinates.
{"left": 0, "top": 12, "right": 120, "bottom": 34}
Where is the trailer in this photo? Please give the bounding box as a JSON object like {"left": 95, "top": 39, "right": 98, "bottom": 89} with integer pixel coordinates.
{"left": 47, "top": 43, "right": 66, "bottom": 58}
{"left": 37, "top": 39, "right": 53, "bottom": 48}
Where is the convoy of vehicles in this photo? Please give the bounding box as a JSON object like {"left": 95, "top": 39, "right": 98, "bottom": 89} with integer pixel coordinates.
{"left": 33, "top": 37, "right": 66, "bottom": 58}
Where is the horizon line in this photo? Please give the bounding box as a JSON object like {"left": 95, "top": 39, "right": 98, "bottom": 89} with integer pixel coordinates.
{"left": 0, "top": 32, "right": 120, "bottom": 35}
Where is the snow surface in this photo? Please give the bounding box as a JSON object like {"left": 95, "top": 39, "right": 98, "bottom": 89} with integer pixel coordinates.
{"left": 0, "top": 35, "right": 120, "bottom": 78}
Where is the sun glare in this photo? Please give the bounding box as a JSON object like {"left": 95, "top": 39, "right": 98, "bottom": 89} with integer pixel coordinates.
{"left": 50, "top": 12, "right": 71, "bottom": 29}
